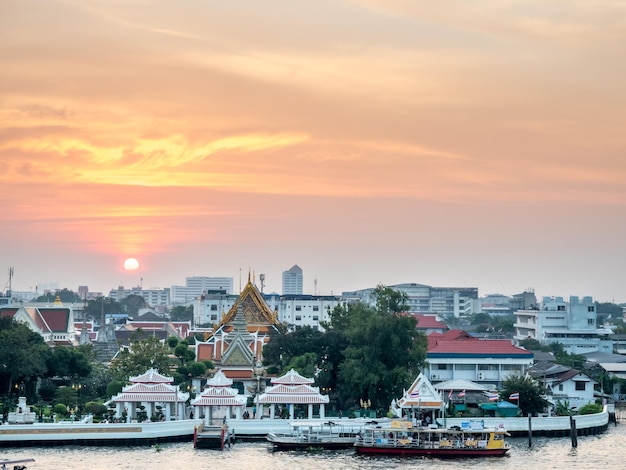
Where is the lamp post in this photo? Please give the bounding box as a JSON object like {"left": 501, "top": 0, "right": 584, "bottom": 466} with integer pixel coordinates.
{"left": 360, "top": 398, "right": 371, "bottom": 418}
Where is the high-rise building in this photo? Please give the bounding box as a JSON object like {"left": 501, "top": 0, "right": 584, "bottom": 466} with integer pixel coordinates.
{"left": 282, "top": 265, "right": 303, "bottom": 295}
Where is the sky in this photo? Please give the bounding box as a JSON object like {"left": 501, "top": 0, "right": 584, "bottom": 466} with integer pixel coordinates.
{"left": 1, "top": 1, "right": 625, "bottom": 303}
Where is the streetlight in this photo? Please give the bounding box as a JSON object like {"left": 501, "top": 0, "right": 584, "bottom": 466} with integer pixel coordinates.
{"left": 360, "top": 398, "right": 371, "bottom": 418}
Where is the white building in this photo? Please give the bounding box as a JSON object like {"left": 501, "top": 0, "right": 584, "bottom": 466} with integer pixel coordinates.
{"left": 171, "top": 276, "right": 233, "bottom": 304}
{"left": 282, "top": 265, "right": 303, "bottom": 295}
{"left": 108, "top": 286, "right": 170, "bottom": 306}
{"left": 514, "top": 296, "right": 613, "bottom": 355}
{"left": 343, "top": 283, "right": 478, "bottom": 318}
{"left": 194, "top": 288, "right": 341, "bottom": 330}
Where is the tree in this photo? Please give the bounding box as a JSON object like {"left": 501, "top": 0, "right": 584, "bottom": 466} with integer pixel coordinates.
{"left": 373, "top": 284, "right": 409, "bottom": 314}
{"left": 338, "top": 304, "right": 427, "bottom": 412}
{"left": 0, "top": 317, "right": 49, "bottom": 396}
{"left": 120, "top": 295, "right": 146, "bottom": 318}
{"left": 109, "top": 333, "right": 171, "bottom": 381}
{"left": 170, "top": 305, "right": 193, "bottom": 322}
{"left": 174, "top": 341, "right": 195, "bottom": 366}
{"left": 33, "top": 288, "right": 81, "bottom": 304}
{"left": 45, "top": 345, "right": 92, "bottom": 381}
{"left": 84, "top": 297, "right": 123, "bottom": 321}
{"left": 500, "top": 374, "right": 548, "bottom": 416}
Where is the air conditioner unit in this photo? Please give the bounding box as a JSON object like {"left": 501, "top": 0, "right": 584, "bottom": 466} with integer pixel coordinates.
{"left": 431, "top": 374, "right": 438, "bottom": 380}
{"left": 478, "top": 373, "right": 484, "bottom": 380}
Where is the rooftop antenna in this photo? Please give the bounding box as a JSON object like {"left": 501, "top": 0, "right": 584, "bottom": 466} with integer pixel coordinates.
{"left": 259, "top": 274, "right": 265, "bottom": 293}
{"left": 6, "top": 267, "right": 14, "bottom": 298}
{"left": 314, "top": 278, "right": 318, "bottom": 295}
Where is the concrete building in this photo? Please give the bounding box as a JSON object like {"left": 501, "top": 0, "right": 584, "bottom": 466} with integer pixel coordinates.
{"left": 108, "top": 285, "right": 170, "bottom": 306}
{"left": 195, "top": 288, "right": 341, "bottom": 330}
{"left": 513, "top": 296, "right": 613, "bottom": 355}
{"left": 426, "top": 330, "right": 534, "bottom": 389}
{"left": 342, "top": 283, "right": 478, "bottom": 318}
{"left": 282, "top": 265, "right": 303, "bottom": 295}
{"left": 170, "top": 276, "right": 234, "bottom": 304}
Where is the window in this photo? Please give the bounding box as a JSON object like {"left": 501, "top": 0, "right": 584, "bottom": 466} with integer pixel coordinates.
{"left": 588, "top": 318, "right": 594, "bottom": 325}
{"left": 295, "top": 315, "right": 302, "bottom": 321}
{"left": 588, "top": 306, "right": 595, "bottom": 312}
{"left": 558, "top": 384, "right": 563, "bottom": 391}
{"left": 210, "top": 305, "right": 217, "bottom": 311}
{"left": 575, "top": 381, "right": 586, "bottom": 391}
{"left": 312, "top": 316, "right": 319, "bottom": 321}
{"left": 295, "top": 305, "right": 302, "bottom": 311}
{"left": 313, "top": 306, "right": 319, "bottom": 312}
{"left": 210, "top": 315, "right": 217, "bottom": 321}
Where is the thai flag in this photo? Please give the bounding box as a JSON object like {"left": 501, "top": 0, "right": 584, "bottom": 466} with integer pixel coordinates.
{"left": 410, "top": 390, "right": 420, "bottom": 399}
{"left": 509, "top": 392, "right": 520, "bottom": 400}
{"left": 458, "top": 390, "right": 466, "bottom": 397}
{"left": 486, "top": 392, "right": 499, "bottom": 401}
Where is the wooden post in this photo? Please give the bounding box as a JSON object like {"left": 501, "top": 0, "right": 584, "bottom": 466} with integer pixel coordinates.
{"left": 570, "top": 415, "right": 578, "bottom": 448}
{"left": 528, "top": 414, "right": 533, "bottom": 448}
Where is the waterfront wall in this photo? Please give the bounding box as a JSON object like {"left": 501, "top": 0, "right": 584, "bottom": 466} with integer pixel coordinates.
{"left": 228, "top": 408, "right": 610, "bottom": 439}
{"left": 441, "top": 407, "right": 609, "bottom": 437}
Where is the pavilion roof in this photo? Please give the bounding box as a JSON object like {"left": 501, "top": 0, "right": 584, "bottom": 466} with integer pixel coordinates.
{"left": 270, "top": 368, "right": 314, "bottom": 385}
{"left": 129, "top": 368, "right": 173, "bottom": 384}
{"left": 206, "top": 370, "right": 233, "bottom": 387}
{"left": 191, "top": 386, "right": 247, "bottom": 407}
{"left": 258, "top": 383, "right": 329, "bottom": 404}
{"left": 106, "top": 383, "right": 188, "bottom": 404}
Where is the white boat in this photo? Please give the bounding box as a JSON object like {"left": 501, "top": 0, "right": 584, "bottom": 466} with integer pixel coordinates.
{"left": 0, "top": 458, "right": 35, "bottom": 470}
{"left": 354, "top": 420, "right": 511, "bottom": 458}
{"left": 267, "top": 420, "right": 365, "bottom": 451}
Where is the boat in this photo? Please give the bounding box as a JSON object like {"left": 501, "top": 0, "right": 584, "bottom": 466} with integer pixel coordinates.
{"left": 0, "top": 459, "right": 34, "bottom": 470}
{"left": 354, "top": 420, "right": 511, "bottom": 457}
{"left": 266, "top": 420, "right": 360, "bottom": 450}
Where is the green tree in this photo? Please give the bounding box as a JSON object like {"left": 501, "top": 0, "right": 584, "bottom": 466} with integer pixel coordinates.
{"left": 373, "top": 284, "right": 409, "bottom": 314}
{"left": 0, "top": 317, "right": 49, "bottom": 395}
{"left": 174, "top": 341, "right": 195, "bottom": 366}
{"left": 33, "top": 288, "right": 81, "bottom": 304}
{"left": 500, "top": 374, "right": 547, "bottom": 416}
{"left": 109, "top": 333, "right": 171, "bottom": 381}
{"left": 336, "top": 287, "right": 427, "bottom": 413}
{"left": 84, "top": 297, "right": 123, "bottom": 321}
{"left": 120, "top": 294, "right": 146, "bottom": 318}
{"left": 170, "top": 305, "right": 193, "bottom": 322}
{"left": 44, "top": 346, "right": 92, "bottom": 380}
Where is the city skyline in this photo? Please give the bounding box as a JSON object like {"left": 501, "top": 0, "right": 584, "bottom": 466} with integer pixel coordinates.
{"left": 2, "top": 2, "right": 625, "bottom": 303}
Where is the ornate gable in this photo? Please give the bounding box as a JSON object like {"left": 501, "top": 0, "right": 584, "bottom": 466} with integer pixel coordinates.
{"left": 210, "top": 277, "right": 279, "bottom": 337}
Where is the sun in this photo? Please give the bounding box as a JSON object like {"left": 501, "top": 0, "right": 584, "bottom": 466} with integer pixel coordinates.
{"left": 123, "top": 257, "right": 140, "bottom": 271}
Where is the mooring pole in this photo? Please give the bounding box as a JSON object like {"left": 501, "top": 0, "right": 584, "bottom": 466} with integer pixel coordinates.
{"left": 528, "top": 414, "right": 533, "bottom": 448}
{"left": 570, "top": 415, "right": 578, "bottom": 448}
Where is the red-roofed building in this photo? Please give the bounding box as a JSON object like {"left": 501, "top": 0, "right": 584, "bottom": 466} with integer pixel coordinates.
{"left": 413, "top": 314, "right": 447, "bottom": 335}
{"left": 1, "top": 305, "right": 76, "bottom": 346}
{"left": 426, "top": 330, "right": 533, "bottom": 389}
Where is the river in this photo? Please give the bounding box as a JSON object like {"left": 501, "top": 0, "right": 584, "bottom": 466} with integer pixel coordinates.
{"left": 3, "top": 422, "right": 622, "bottom": 470}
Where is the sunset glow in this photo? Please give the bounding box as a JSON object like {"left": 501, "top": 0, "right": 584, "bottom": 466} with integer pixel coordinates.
{"left": 2, "top": 1, "right": 625, "bottom": 301}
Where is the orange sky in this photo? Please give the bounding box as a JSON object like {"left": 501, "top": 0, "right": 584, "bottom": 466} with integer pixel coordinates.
{"left": 2, "top": 1, "right": 625, "bottom": 302}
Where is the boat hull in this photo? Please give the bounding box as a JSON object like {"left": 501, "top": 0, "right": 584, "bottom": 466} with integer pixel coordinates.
{"left": 354, "top": 445, "right": 509, "bottom": 457}
{"left": 268, "top": 437, "right": 356, "bottom": 451}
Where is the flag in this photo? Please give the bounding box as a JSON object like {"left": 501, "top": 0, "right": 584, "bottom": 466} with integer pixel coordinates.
{"left": 448, "top": 390, "right": 453, "bottom": 400}
{"left": 509, "top": 392, "right": 520, "bottom": 400}
{"left": 486, "top": 392, "right": 499, "bottom": 401}
{"left": 410, "top": 390, "right": 420, "bottom": 399}
{"left": 458, "top": 390, "right": 466, "bottom": 397}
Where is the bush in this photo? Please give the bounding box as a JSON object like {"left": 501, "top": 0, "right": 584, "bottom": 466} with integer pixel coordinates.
{"left": 84, "top": 402, "right": 108, "bottom": 417}
{"left": 53, "top": 403, "right": 67, "bottom": 417}
{"left": 577, "top": 403, "right": 603, "bottom": 415}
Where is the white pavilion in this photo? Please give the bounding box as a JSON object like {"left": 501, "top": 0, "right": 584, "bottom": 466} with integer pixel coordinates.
{"left": 105, "top": 368, "right": 189, "bottom": 423}
{"left": 257, "top": 368, "right": 329, "bottom": 420}
{"left": 190, "top": 370, "right": 247, "bottom": 425}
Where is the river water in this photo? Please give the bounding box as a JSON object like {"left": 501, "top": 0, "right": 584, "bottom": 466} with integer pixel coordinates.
{"left": 3, "top": 422, "right": 622, "bottom": 470}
